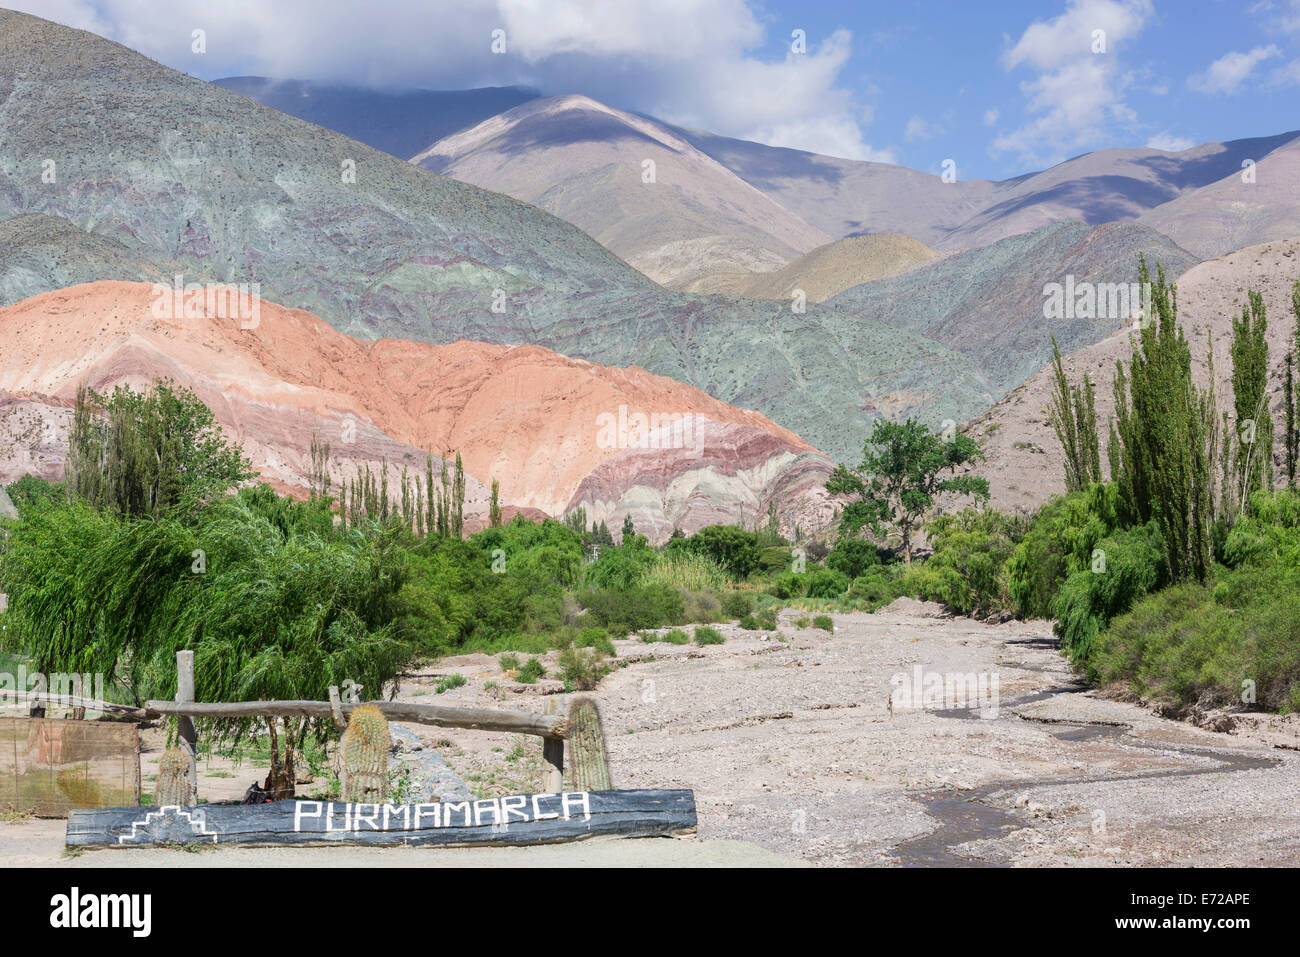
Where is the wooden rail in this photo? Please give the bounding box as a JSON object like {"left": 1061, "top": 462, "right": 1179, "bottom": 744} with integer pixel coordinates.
{"left": 143, "top": 699, "right": 566, "bottom": 739}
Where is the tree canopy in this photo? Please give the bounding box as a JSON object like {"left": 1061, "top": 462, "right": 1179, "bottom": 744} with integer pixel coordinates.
{"left": 826, "top": 418, "right": 988, "bottom": 564}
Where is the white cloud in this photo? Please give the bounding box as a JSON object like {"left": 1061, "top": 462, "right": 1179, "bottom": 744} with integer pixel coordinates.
{"left": 6, "top": 0, "right": 889, "bottom": 161}
{"left": 983, "top": 108, "right": 1000, "bottom": 126}
{"left": 904, "top": 115, "right": 943, "bottom": 142}
{"left": 1188, "top": 45, "right": 1281, "bottom": 94}
{"left": 1146, "top": 132, "right": 1195, "bottom": 152}
{"left": 992, "top": 0, "right": 1154, "bottom": 165}
{"left": 1266, "top": 58, "right": 1300, "bottom": 87}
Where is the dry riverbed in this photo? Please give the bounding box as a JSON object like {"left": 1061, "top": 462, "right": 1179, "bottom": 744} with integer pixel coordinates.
{"left": 5, "top": 599, "right": 1298, "bottom": 866}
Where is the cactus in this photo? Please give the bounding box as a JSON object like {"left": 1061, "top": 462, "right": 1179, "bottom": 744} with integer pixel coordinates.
{"left": 566, "top": 696, "right": 611, "bottom": 792}
{"left": 154, "top": 747, "right": 193, "bottom": 807}
{"left": 340, "top": 705, "right": 390, "bottom": 802}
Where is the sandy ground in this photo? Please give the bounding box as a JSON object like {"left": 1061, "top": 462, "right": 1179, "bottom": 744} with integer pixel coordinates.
{"left": 5, "top": 600, "right": 1299, "bottom": 866}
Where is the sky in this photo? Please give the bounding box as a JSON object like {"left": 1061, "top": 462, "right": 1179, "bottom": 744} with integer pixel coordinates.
{"left": 13, "top": 0, "right": 1300, "bottom": 180}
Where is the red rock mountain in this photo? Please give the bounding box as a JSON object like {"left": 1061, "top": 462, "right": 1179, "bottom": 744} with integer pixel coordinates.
{"left": 0, "top": 281, "right": 834, "bottom": 540}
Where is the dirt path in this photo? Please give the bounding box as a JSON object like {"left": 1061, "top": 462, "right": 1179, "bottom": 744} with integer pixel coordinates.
{"left": 5, "top": 601, "right": 1297, "bottom": 866}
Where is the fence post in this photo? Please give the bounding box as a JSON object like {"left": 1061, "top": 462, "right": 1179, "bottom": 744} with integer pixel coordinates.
{"left": 541, "top": 697, "right": 564, "bottom": 793}
{"left": 176, "top": 650, "right": 197, "bottom": 805}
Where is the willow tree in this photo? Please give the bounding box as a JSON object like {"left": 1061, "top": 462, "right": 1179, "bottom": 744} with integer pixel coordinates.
{"left": 67, "top": 379, "right": 253, "bottom": 518}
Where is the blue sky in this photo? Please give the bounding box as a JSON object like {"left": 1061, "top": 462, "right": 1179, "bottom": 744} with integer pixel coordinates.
{"left": 15, "top": 0, "right": 1300, "bottom": 180}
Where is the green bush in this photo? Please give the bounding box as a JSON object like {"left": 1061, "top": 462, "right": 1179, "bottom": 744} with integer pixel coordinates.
{"left": 558, "top": 643, "right": 609, "bottom": 691}
{"left": 804, "top": 567, "right": 849, "bottom": 599}
{"left": 693, "top": 625, "right": 725, "bottom": 645}
{"left": 678, "top": 526, "right": 761, "bottom": 580}
{"left": 577, "top": 585, "right": 685, "bottom": 634}
{"left": 1007, "top": 485, "right": 1121, "bottom": 619}
{"left": 644, "top": 628, "right": 690, "bottom": 645}
{"left": 1052, "top": 521, "right": 1167, "bottom": 660}
{"left": 913, "top": 509, "right": 1023, "bottom": 616}
{"left": 845, "top": 567, "right": 898, "bottom": 610}
{"left": 720, "top": 590, "right": 755, "bottom": 619}
{"left": 575, "top": 626, "right": 615, "bottom": 655}
{"left": 1088, "top": 564, "right": 1300, "bottom": 712}
{"left": 826, "top": 538, "right": 881, "bottom": 579}
{"left": 584, "top": 538, "right": 656, "bottom": 590}
{"left": 812, "top": 615, "right": 834, "bottom": 632}
{"left": 515, "top": 658, "right": 546, "bottom": 684}
{"left": 770, "top": 572, "right": 807, "bottom": 599}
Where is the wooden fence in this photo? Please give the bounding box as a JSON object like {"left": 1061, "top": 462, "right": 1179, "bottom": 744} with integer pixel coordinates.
{"left": 52, "top": 651, "right": 695, "bottom": 848}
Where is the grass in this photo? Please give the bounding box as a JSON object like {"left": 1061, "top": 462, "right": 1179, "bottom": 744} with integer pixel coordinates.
{"left": 643, "top": 628, "right": 690, "bottom": 645}
{"left": 812, "top": 615, "right": 834, "bottom": 632}
{"left": 435, "top": 674, "right": 467, "bottom": 694}
{"left": 639, "top": 551, "right": 727, "bottom": 591}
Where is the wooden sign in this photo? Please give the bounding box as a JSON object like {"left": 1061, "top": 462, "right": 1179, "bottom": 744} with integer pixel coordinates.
{"left": 66, "top": 789, "right": 696, "bottom": 848}
{"left": 0, "top": 718, "right": 140, "bottom": 817}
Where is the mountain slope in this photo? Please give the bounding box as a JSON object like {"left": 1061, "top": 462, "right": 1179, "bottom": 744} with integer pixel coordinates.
{"left": 685, "top": 233, "right": 940, "bottom": 301}
{"left": 0, "top": 214, "right": 183, "bottom": 307}
{"left": 824, "top": 221, "right": 1201, "bottom": 395}
{"left": 213, "top": 77, "right": 539, "bottom": 161}
{"left": 676, "top": 125, "right": 1300, "bottom": 253}
{"left": 971, "top": 238, "right": 1300, "bottom": 513}
{"left": 1137, "top": 135, "right": 1300, "bottom": 259}
{"left": 412, "top": 94, "right": 832, "bottom": 287}
{"left": 0, "top": 10, "right": 998, "bottom": 463}
{"left": 0, "top": 281, "right": 837, "bottom": 541}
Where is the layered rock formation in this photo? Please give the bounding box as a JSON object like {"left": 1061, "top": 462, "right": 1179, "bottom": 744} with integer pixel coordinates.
{"left": 0, "top": 282, "right": 835, "bottom": 540}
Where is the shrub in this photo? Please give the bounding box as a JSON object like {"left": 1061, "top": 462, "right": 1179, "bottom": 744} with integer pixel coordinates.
{"left": 914, "top": 509, "right": 1023, "bottom": 616}
{"left": 682, "top": 526, "right": 761, "bottom": 579}
{"left": 1052, "top": 521, "right": 1167, "bottom": 661}
{"left": 693, "top": 626, "right": 725, "bottom": 645}
{"left": 498, "top": 653, "right": 520, "bottom": 673}
{"left": 575, "top": 626, "right": 616, "bottom": 655}
{"left": 737, "top": 607, "right": 778, "bottom": 631}
{"left": 584, "top": 539, "right": 656, "bottom": 590}
{"left": 794, "top": 616, "right": 811, "bottom": 628}
{"left": 846, "top": 569, "right": 897, "bottom": 610}
{"left": 643, "top": 628, "right": 690, "bottom": 645}
{"left": 804, "top": 567, "right": 849, "bottom": 599}
{"left": 720, "top": 590, "right": 755, "bottom": 619}
{"left": 558, "top": 643, "right": 609, "bottom": 691}
{"left": 770, "top": 572, "right": 806, "bottom": 600}
{"left": 577, "top": 585, "right": 685, "bottom": 633}
{"left": 812, "top": 615, "right": 834, "bottom": 632}
{"left": 826, "top": 537, "right": 881, "bottom": 579}
{"left": 515, "top": 658, "right": 547, "bottom": 683}
{"left": 1088, "top": 564, "right": 1300, "bottom": 712}
{"left": 1007, "top": 485, "right": 1121, "bottom": 618}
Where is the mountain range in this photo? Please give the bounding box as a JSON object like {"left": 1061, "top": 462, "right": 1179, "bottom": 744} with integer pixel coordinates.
{"left": 2, "top": 7, "right": 1299, "bottom": 527}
